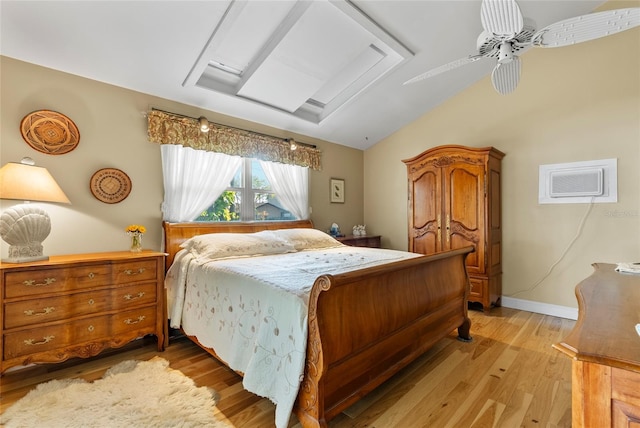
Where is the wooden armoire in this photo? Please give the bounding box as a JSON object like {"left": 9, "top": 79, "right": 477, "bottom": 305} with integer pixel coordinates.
{"left": 403, "top": 145, "right": 505, "bottom": 310}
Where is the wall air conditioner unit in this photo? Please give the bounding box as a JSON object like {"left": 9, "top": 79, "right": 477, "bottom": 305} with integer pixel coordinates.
{"left": 539, "top": 159, "right": 617, "bottom": 204}
{"left": 549, "top": 168, "right": 603, "bottom": 197}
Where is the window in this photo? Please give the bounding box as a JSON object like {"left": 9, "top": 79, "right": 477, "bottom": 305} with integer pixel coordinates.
{"left": 196, "top": 158, "right": 294, "bottom": 221}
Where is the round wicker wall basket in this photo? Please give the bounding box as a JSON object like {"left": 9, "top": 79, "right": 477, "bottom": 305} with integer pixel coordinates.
{"left": 90, "top": 168, "right": 132, "bottom": 204}
{"left": 20, "top": 110, "right": 80, "bottom": 155}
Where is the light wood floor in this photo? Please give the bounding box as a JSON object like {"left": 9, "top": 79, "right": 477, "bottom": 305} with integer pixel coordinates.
{"left": 0, "top": 307, "right": 575, "bottom": 427}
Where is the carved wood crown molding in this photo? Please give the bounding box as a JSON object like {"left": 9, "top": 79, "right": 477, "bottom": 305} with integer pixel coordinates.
{"left": 409, "top": 154, "right": 484, "bottom": 173}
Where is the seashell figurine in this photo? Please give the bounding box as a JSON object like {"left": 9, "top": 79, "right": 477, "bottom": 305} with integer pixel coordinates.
{"left": 0, "top": 205, "right": 51, "bottom": 259}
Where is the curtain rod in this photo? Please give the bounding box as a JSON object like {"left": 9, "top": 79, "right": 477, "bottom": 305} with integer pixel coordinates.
{"left": 149, "top": 108, "right": 317, "bottom": 149}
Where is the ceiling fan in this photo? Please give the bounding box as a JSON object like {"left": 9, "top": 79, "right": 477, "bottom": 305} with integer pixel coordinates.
{"left": 403, "top": 0, "right": 640, "bottom": 94}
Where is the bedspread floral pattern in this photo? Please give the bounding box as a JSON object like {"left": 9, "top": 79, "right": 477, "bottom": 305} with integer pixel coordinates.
{"left": 165, "top": 247, "right": 419, "bottom": 428}
{"left": 185, "top": 271, "right": 306, "bottom": 398}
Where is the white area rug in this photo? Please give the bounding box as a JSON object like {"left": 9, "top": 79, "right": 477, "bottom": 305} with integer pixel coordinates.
{"left": 1, "top": 356, "right": 232, "bottom": 428}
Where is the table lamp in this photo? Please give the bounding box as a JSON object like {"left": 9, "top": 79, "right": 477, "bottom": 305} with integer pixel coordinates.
{"left": 0, "top": 157, "right": 71, "bottom": 263}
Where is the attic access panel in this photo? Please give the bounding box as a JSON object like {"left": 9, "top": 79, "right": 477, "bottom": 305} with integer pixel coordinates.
{"left": 183, "top": 0, "right": 412, "bottom": 124}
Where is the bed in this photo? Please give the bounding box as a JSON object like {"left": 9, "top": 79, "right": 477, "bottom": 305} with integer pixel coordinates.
{"left": 163, "top": 220, "right": 473, "bottom": 428}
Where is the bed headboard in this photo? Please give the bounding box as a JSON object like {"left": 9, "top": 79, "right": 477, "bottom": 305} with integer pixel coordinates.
{"left": 162, "top": 220, "right": 314, "bottom": 270}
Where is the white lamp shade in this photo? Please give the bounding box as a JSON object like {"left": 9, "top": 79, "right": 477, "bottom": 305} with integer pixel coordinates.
{"left": 0, "top": 159, "right": 70, "bottom": 263}
{"left": 0, "top": 162, "right": 70, "bottom": 203}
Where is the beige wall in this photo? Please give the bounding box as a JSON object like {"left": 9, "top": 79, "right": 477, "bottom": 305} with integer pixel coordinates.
{"left": 2, "top": 1, "right": 638, "bottom": 310}
{"left": 0, "top": 57, "right": 364, "bottom": 258}
{"left": 364, "top": 2, "right": 640, "bottom": 308}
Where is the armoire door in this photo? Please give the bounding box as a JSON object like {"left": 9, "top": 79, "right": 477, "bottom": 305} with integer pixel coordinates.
{"left": 442, "top": 162, "right": 486, "bottom": 276}
{"left": 408, "top": 163, "right": 443, "bottom": 255}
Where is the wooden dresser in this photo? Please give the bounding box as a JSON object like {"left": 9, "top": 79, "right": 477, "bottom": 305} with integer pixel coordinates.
{"left": 553, "top": 263, "right": 640, "bottom": 427}
{"left": 336, "top": 235, "right": 381, "bottom": 248}
{"left": 403, "top": 145, "right": 504, "bottom": 310}
{"left": 0, "top": 251, "right": 165, "bottom": 373}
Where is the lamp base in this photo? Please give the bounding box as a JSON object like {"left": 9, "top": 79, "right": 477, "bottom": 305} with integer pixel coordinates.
{"left": 1, "top": 204, "right": 53, "bottom": 264}
{"left": 2, "top": 255, "right": 49, "bottom": 264}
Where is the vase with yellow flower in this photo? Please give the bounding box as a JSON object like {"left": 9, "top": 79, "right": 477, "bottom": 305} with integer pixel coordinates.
{"left": 126, "top": 224, "right": 146, "bottom": 253}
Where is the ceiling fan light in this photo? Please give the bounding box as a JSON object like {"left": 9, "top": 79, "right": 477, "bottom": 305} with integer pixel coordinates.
{"left": 497, "top": 42, "right": 514, "bottom": 64}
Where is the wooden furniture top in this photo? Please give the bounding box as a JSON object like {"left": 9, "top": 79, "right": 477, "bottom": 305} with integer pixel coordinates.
{"left": 0, "top": 250, "right": 166, "bottom": 270}
{"left": 337, "top": 235, "right": 381, "bottom": 241}
{"left": 552, "top": 263, "right": 640, "bottom": 373}
{"left": 336, "top": 235, "right": 381, "bottom": 248}
{"left": 401, "top": 144, "right": 505, "bottom": 165}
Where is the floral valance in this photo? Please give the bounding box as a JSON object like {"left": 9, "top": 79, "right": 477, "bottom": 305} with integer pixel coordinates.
{"left": 147, "top": 110, "right": 322, "bottom": 171}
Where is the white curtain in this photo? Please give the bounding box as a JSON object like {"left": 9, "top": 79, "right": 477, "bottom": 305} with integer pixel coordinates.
{"left": 259, "top": 160, "right": 309, "bottom": 220}
{"left": 161, "top": 144, "right": 242, "bottom": 222}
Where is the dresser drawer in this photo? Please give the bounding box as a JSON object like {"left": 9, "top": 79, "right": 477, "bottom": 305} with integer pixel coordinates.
{"left": 4, "top": 315, "right": 111, "bottom": 359}
{"left": 111, "top": 306, "right": 157, "bottom": 335}
{"left": 112, "top": 259, "right": 158, "bottom": 285}
{"left": 4, "top": 265, "right": 111, "bottom": 298}
{"left": 3, "top": 306, "right": 157, "bottom": 360}
{"left": 4, "top": 283, "right": 157, "bottom": 329}
{"left": 111, "top": 282, "right": 157, "bottom": 309}
{"left": 4, "top": 259, "right": 158, "bottom": 299}
{"left": 4, "top": 289, "right": 111, "bottom": 329}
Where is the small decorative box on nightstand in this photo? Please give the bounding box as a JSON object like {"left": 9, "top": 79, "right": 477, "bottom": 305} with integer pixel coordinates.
{"left": 337, "top": 235, "right": 381, "bottom": 248}
{"left": 0, "top": 251, "right": 165, "bottom": 374}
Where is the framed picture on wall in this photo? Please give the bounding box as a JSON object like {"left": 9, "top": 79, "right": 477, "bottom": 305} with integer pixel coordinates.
{"left": 330, "top": 178, "right": 345, "bottom": 203}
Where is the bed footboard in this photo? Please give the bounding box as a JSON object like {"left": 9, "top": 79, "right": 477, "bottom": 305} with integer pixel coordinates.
{"left": 295, "top": 246, "right": 474, "bottom": 428}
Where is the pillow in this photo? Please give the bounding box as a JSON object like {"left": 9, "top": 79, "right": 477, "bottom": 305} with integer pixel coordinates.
{"left": 272, "top": 228, "right": 344, "bottom": 251}
{"left": 180, "top": 230, "right": 295, "bottom": 261}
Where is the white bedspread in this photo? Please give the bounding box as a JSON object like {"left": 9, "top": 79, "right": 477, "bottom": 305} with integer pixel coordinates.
{"left": 165, "top": 246, "right": 419, "bottom": 428}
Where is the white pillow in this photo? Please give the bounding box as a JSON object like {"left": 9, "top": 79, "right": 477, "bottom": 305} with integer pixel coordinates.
{"left": 180, "top": 230, "right": 295, "bottom": 260}
{"left": 272, "top": 228, "right": 344, "bottom": 251}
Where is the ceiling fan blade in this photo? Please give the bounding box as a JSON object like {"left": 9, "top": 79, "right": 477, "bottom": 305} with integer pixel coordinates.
{"left": 532, "top": 8, "right": 640, "bottom": 48}
{"left": 491, "top": 56, "right": 521, "bottom": 95}
{"left": 481, "top": 0, "right": 524, "bottom": 39}
{"left": 403, "top": 55, "right": 484, "bottom": 85}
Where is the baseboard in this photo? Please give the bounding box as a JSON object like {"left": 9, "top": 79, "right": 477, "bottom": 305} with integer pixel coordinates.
{"left": 501, "top": 296, "right": 578, "bottom": 320}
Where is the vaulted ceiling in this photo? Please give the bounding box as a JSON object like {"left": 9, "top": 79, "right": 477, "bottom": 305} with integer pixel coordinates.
{"left": 1, "top": 1, "right": 611, "bottom": 149}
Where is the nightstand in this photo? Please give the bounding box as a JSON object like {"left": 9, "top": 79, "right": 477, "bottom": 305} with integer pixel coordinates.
{"left": 0, "top": 251, "right": 165, "bottom": 373}
{"left": 337, "top": 235, "right": 381, "bottom": 248}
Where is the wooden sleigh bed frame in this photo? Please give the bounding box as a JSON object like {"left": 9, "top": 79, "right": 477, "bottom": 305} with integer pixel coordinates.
{"left": 163, "top": 220, "right": 473, "bottom": 428}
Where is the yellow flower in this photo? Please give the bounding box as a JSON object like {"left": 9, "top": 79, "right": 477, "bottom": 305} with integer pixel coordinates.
{"left": 126, "top": 224, "right": 146, "bottom": 235}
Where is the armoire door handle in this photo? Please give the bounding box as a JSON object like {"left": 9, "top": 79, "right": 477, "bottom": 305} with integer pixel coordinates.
{"left": 446, "top": 214, "right": 450, "bottom": 244}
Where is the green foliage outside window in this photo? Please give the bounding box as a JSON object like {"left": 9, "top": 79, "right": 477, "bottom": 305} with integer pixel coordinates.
{"left": 196, "top": 191, "right": 239, "bottom": 221}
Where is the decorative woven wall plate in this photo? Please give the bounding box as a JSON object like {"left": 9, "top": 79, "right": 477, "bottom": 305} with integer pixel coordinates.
{"left": 20, "top": 110, "right": 80, "bottom": 155}
{"left": 90, "top": 168, "right": 132, "bottom": 204}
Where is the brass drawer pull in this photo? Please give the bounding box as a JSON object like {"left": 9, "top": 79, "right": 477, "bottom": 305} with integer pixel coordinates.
{"left": 23, "top": 278, "right": 56, "bottom": 287}
{"left": 88, "top": 299, "right": 95, "bottom": 305}
{"left": 123, "top": 292, "right": 145, "bottom": 301}
{"left": 24, "top": 336, "right": 55, "bottom": 346}
{"left": 24, "top": 307, "right": 55, "bottom": 317}
{"left": 123, "top": 268, "right": 146, "bottom": 276}
{"left": 88, "top": 325, "right": 95, "bottom": 332}
{"left": 124, "top": 315, "right": 145, "bottom": 325}
{"left": 88, "top": 272, "right": 95, "bottom": 279}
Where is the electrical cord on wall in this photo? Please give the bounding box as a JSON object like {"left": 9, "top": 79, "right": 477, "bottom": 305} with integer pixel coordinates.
{"left": 507, "top": 197, "right": 595, "bottom": 298}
